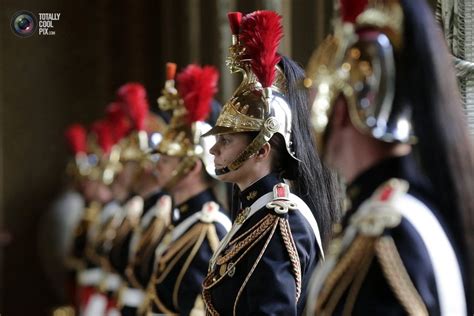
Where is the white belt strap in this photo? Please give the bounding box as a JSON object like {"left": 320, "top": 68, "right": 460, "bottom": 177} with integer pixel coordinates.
{"left": 78, "top": 268, "right": 103, "bottom": 286}
{"left": 104, "top": 273, "right": 122, "bottom": 291}
{"left": 290, "top": 193, "right": 324, "bottom": 259}
{"left": 397, "top": 194, "right": 466, "bottom": 316}
{"left": 155, "top": 211, "right": 202, "bottom": 258}
{"left": 212, "top": 210, "right": 232, "bottom": 232}
{"left": 155, "top": 206, "right": 230, "bottom": 260}
{"left": 120, "top": 287, "right": 145, "bottom": 307}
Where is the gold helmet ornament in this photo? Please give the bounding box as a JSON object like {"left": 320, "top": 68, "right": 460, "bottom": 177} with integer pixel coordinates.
{"left": 155, "top": 62, "right": 220, "bottom": 190}
{"left": 89, "top": 117, "right": 122, "bottom": 185}
{"left": 115, "top": 83, "right": 151, "bottom": 163}
{"left": 202, "top": 10, "right": 297, "bottom": 175}
{"left": 306, "top": 0, "right": 415, "bottom": 152}
{"left": 64, "top": 123, "right": 97, "bottom": 179}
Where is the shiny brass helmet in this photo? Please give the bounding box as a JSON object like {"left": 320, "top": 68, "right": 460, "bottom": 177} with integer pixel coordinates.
{"left": 154, "top": 63, "right": 220, "bottom": 190}
{"left": 89, "top": 118, "right": 122, "bottom": 185}
{"left": 114, "top": 83, "right": 151, "bottom": 164}
{"left": 202, "top": 10, "right": 297, "bottom": 175}
{"left": 305, "top": 0, "right": 416, "bottom": 152}
{"left": 64, "top": 123, "right": 99, "bottom": 180}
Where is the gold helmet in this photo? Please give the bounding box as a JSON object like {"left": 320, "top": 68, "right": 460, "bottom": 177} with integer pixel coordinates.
{"left": 202, "top": 11, "right": 297, "bottom": 175}
{"left": 89, "top": 117, "right": 122, "bottom": 185}
{"left": 305, "top": 0, "right": 415, "bottom": 152}
{"left": 115, "top": 83, "right": 151, "bottom": 163}
{"left": 154, "top": 62, "right": 219, "bottom": 190}
{"left": 64, "top": 123, "right": 96, "bottom": 179}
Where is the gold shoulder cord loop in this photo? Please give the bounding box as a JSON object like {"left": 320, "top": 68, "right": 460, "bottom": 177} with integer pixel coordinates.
{"left": 279, "top": 217, "right": 302, "bottom": 301}
{"left": 375, "top": 236, "right": 428, "bottom": 316}
{"left": 207, "top": 224, "right": 220, "bottom": 253}
{"left": 233, "top": 218, "right": 280, "bottom": 316}
{"left": 172, "top": 224, "right": 209, "bottom": 309}
{"left": 316, "top": 236, "right": 374, "bottom": 315}
{"left": 126, "top": 216, "right": 169, "bottom": 288}
{"left": 316, "top": 235, "right": 376, "bottom": 314}
{"left": 202, "top": 213, "right": 280, "bottom": 315}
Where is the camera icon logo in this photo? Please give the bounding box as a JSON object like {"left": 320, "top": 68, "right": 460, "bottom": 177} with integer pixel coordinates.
{"left": 11, "top": 11, "right": 37, "bottom": 37}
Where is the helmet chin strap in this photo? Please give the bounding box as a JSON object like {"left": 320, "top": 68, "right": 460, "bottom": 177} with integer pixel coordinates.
{"left": 215, "top": 123, "right": 276, "bottom": 175}
{"left": 163, "top": 156, "right": 198, "bottom": 191}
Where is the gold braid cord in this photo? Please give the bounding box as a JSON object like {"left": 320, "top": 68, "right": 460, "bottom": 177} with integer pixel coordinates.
{"left": 217, "top": 214, "right": 277, "bottom": 265}
{"left": 126, "top": 217, "right": 168, "bottom": 289}
{"left": 375, "top": 236, "right": 429, "bottom": 316}
{"left": 203, "top": 214, "right": 279, "bottom": 315}
{"left": 232, "top": 219, "right": 280, "bottom": 315}
{"left": 279, "top": 218, "right": 302, "bottom": 301}
{"left": 314, "top": 235, "right": 429, "bottom": 316}
{"left": 66, "top": 202, "right": 101, "bottom": 270}
{"left": 316, "top": 235, "right": 376, "bottom": 315}
{"left": 203, "top": 212, "right": 305, "bottom": 315}
{"left": 148, "top": 222, "right": 219, "bottom": 314}
{"left": 84, "top": 215, "right": 115, "bottom": 267}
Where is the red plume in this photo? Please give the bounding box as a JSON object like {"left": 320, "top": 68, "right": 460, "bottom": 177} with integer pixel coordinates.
{"left": 65, "top": 124, "right": 87, "bottom": 154}
{"left": 176, "top": 64, "right": 219, "bottom": 123}
{"left": 228, "top": 12, "right": 243, "bottom": 35}
{"left": 117, "top": 83, "right": 149, "bottom": 131}
{"left": 91, "top": 120, "right": 114, "bottom": 154}
{"left": 240, "top": 11, "right": 283, "bottom": 88}
{"left": 340, "top": 0, "right": 368, "bottom": 23}
{"left": 106, "top": 102, "right": 131, "bottom": 142}
{"left": 166, "top": 62, "right": 177, "bottom": 80}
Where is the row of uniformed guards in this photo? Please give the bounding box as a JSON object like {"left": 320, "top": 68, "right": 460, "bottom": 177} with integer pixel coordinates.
{"left": 64, "top": 0, "right": 474, "bottom": 315}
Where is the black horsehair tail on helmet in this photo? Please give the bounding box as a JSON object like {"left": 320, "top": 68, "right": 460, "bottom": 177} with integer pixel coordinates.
{"left": 279, "top": 55, "right": 342, "bottom": 248}
{"left": 399, "top": 0, "right": 474, "bottom": 309}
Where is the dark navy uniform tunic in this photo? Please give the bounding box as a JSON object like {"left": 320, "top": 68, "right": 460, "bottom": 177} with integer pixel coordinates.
{"left": 150, "top": 189, "right": 230, "bottom": 316}
{"left": 128, "top": 191, "right": 168, "bottom": 288}
{"left": 203, "top": 173, "right": 320, "bottom": 316}
{"left": 306, "top": 155, "right": 467, "bottom": 316}
{"left": 109, "top": 192, "right": 163, "bottom": 276}
{"left": 117, "top": 191, "right": 166, "bottom": 316}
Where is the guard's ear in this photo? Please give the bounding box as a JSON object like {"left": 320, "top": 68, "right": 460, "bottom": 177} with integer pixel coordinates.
{"left": 188, "top": 159, "right": 203, "bottom": 176}
{"left": 256, "top": 142, "right": 271, "bottom": 160}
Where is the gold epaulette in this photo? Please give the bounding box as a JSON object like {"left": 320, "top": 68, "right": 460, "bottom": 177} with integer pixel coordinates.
{"left": 67, "top": 201, "right": 101, "bottom": 269}
{"left": 126, "top": 195, "right": 172, "bottom": 289}
{"left": 312, "top": 178, "right": 428, "bottom": 316}
{"left": 112, "top": 196, "right": 144, "bottom": 249}
{"left": 149, "top": 201, "right": 224, "bottom": 313}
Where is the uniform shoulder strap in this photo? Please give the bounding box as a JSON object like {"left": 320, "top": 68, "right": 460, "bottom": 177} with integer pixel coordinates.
{"left": 266, "top": 183, "right": 325, "bottom": 259}
{"left": 198, "top": 201, "right": 232, "bottom": 232}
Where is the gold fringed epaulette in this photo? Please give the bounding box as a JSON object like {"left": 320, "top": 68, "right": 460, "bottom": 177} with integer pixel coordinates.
{"left": 125, "top": 195, "right": 172, "bottom": 289}
{"left": 349, "top": 178, "right": 406, "bottom": 237}
{"left": 312, "top": 178, "right": 428, "bottom": 315}
{"left": 148, "top": 201, "right": 227, "bottom": 313}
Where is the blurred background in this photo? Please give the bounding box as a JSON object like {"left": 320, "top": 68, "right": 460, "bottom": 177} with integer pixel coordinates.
{"left": 0, "top": 0, "right": 465, "bottom": 315}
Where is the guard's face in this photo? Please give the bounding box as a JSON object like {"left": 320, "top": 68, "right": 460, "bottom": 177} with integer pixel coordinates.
{"left": 156, "top": 154, "right": 181, "bottom": 188}
{"left": 133, "top": 160, "right": 160, "bottom": 196}
{"left": 111, "top": 160, "right": 140, "bottom": 200}
{"left": 209, "top": 133, "right": 253, "bottom": 183}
